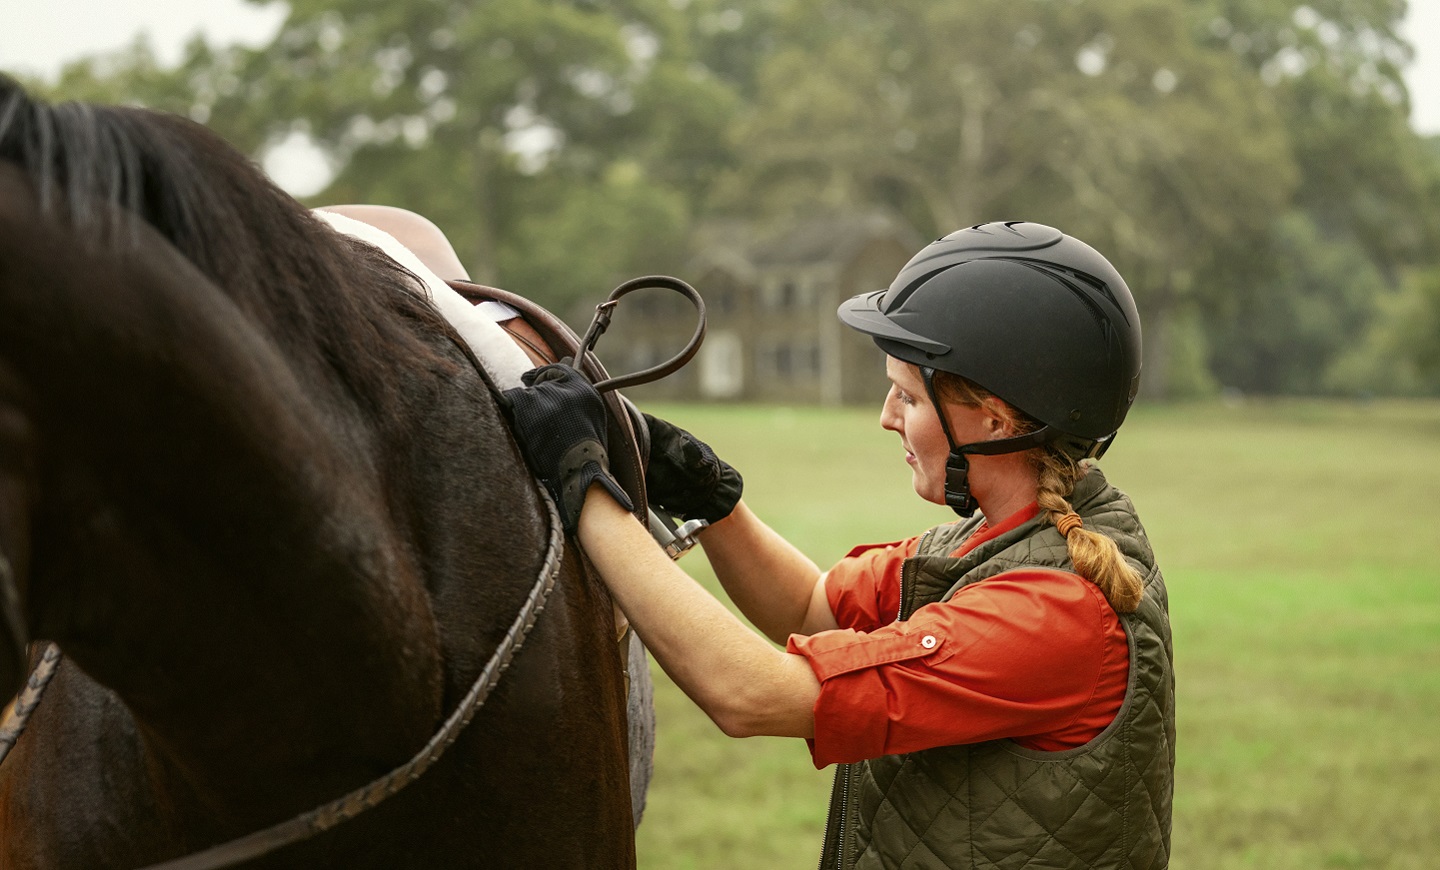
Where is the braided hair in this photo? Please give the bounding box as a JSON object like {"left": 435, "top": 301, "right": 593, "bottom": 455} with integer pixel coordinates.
{"left": 933, "top": 371, "right": 1143, "bottom": 613}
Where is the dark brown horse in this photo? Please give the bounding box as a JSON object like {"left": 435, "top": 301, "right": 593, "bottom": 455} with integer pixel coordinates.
{"left": 0, "top": 77, "right": 641, "bottom": 868}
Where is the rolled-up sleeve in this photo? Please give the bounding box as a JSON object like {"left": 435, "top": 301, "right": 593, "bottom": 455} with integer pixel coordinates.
{"left": 787, "top": 621, "right": 954, "bottom": 766}
{"left": 823, "top": 538, "right": 917, "bottom": 632}
{"left": 788, "top": 569, "right": 1125, "bottom": 768}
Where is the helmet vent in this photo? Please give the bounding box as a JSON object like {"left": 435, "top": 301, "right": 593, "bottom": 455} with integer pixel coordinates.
{"left": 1007, "top": 259, "right": 1113, "bottom": 332}
{"left": 884, "top": 266, "right": 953, "bottom": 313}
{"left": 1047, "top": 264, "right": 1130, "bottom": 326}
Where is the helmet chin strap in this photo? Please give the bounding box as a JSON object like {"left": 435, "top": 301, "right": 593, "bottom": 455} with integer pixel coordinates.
{"left": 919, "top": 367, "right": 1055, "bottom": 518}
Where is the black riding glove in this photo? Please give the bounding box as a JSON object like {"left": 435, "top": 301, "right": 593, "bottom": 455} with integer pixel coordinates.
{"left": 641, "top": 412, "right": 742, "bottom": 524}
{"left": 500, "top": 364, "right": 634, "bottom": 533}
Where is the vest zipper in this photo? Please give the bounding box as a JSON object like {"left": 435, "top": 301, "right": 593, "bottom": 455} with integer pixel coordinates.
{"left": 818, "top": 763, "right": 849, "bottom": 870}
{"left": 821, "top": 527, "right": 935, "bottom": 869}
{"left": 898, "top": 528, "right": 934, "bottom": 622}
{"left": 897, "top": 560, "right": 913, "bottom": 623}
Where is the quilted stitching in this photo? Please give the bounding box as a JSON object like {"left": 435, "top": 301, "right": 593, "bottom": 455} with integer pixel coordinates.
{"left": 832, "top": 469, "right": 1175, "bottom": 870}
{"left": 855, "top": 664, "right": 1171, "bottom": 868}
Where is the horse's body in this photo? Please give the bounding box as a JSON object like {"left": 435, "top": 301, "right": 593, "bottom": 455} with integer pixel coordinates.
{"left": 0, "top": 80, "right": 638, "bottom": 867}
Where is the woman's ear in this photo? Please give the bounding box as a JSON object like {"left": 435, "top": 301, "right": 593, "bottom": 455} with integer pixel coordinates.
{"left": 979, "top": 397, "right": 1016, "bottom": 437}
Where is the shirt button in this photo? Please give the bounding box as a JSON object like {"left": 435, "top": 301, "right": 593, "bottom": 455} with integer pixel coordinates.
{"left": 920, "top": 635, "right": 937, "bottom": 649}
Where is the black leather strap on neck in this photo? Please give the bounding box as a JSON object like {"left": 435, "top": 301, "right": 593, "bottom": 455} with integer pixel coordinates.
{"left": 919, "top": 367, "right": 1060, "bottom": 517}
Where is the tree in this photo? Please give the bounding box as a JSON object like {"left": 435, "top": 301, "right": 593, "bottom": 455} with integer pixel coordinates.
{"left": 26, "top": 0, "right": 1440, "bottom": 396}
{"left": 32, "top": 1, "right": 737, "bottom": 313}
{"left": 1190, "top": 0, "right": 1440, "bottom": 393}
{"left": 235, "top": 0, "right": 740, "bottom": 308}
{"left": 720, "top": 0, "right": 1297, "bottom": 398}
{"left": 1206, "top": 212, "right": 1387, "bottom": 393}
{"left": 1193, "top": 0, "right": 1440, "bottom": 273}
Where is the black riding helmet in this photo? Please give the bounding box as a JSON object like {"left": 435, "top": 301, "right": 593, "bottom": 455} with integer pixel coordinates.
{"left": 838, "top": 221, "right": 1142, "bottom": 516}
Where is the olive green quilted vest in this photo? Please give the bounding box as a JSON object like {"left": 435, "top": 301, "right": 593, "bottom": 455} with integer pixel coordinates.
{"left": 818, "top": 468, "right": 1175, "bottom": 870}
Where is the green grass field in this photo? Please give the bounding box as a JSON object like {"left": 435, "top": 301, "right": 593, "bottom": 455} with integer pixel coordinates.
{"left": 630, "top": 399, "right": 1440, "bottom": 869}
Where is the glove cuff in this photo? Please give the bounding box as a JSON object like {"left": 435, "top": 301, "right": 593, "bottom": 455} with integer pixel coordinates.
{"left": 556, "top": 440, "right": 636, "bottom": 532}
{"left": 688, "top": 467, "right": 742, "bottom": 524}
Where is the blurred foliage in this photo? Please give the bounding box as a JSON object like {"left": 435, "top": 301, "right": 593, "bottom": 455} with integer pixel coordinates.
{"left": 1206, "top": 211, "right": 1388, "bottom": 393}
{"left": 11, "top": 0, "right": 1440, "bottom": 397}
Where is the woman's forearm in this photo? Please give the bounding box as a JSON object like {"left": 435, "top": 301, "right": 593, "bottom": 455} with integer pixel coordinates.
{"left": 694, "top": 500, "right": 837, "bottom": 643}
{"left": 577, "top": 490, "right": 820, "bottom": 739}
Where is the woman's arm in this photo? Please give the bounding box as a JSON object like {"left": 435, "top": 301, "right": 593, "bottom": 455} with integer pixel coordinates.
{"left": 497, "top": 366, "right": 825, "bottom": 737}
{"left": 579, "top": 489, "right": 821, "bottom": 739}
{"left": 695, "top": 501, "right": 839, "bottom": 643}
{"left": 638, "top": 410, "right": 838, "bottom": 642}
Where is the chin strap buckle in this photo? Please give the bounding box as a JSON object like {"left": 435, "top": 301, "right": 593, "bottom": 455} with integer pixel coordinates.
{"left": 943, "top": 450, "right": 978, "bottom": 517}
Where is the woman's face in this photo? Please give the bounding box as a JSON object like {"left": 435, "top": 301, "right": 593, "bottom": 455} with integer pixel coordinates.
{"left": 879, "top": 357, "right": 999, "bottom": 505}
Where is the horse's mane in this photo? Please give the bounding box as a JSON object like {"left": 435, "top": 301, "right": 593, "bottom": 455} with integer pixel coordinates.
{"left": 0, "top": 74, "right": 459, "bottom": 418}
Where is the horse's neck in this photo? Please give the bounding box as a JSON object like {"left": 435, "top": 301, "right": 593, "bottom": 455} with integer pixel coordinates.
{"left": 0, "top": 226, "right": 480, "bottom": 816}
{"left": 38, "top": 411, "right": 448, "bottom": 813}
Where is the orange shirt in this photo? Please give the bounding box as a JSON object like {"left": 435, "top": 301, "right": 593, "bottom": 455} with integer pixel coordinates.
{"left": 787, "top": 505, "right": 1129, "bottom": 768}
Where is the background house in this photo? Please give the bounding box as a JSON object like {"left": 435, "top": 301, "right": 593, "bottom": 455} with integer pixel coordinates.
{"left": 597, "top": 213, "right": 922, "bottom": 405}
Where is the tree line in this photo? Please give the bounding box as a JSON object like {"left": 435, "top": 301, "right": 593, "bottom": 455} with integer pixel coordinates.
{"left": 22, "top": 0, "right": 1440, "bottom": 399}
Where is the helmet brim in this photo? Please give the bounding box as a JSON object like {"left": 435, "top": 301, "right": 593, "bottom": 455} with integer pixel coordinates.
{"left": 837, "top": 289, "right": 950, "bottom": 355}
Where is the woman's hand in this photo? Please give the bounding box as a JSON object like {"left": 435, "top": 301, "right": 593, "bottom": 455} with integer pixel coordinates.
{"left": 500, "top": 364, "right": 633, "bottom": 532}
{"left": 642, "top": 412, "right": 742, "bottom": 523}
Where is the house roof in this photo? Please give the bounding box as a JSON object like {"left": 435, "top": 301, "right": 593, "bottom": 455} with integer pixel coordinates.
{"left": 749, "top": 212, "right": 919, "bottom": 267}
{"left": 690, "top": 212, "right": 920, "bottom": 275}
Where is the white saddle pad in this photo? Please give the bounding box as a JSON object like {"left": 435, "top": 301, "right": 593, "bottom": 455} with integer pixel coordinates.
{"left": 313, "top": 210, "right": 533, "bottom": 390}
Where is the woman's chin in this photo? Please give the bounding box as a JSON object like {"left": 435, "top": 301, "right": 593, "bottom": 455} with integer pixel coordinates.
{"left": 912, "top": 477, "right": 945, "bottom": 506}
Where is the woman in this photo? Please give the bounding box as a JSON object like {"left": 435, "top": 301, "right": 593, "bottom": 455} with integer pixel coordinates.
{"left": 504, "top": 221, "right": 1175, "bottom": 868}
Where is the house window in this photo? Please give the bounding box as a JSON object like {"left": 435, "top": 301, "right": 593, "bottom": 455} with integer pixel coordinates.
{"left": 757, "top": 340, "right": 819, "bottom": 380}
{"left": 700, "top": 330, "right": 744, "bottom": 398}
{"left": 762, "top": 277, "right": 804, "bottom": 311}
{"left": 779, "top": 281, "right": 797, "bottom": 309}
{"left": 767, "top": 277, "right": 815, "bottom": 310}
{"left": 794, "top": 278, "right": 816, "bottom": 308}
{"left": 710, "top": 286, "right": 734, "bottom": 315}
{"left": 628, "top": 341, "right": 656, "bottom": 374}
{"left": 699, "top": 270, "right": 741, "bottom": 316}
{"left": 793, "top": 342, "right": 820, "bottom": 377}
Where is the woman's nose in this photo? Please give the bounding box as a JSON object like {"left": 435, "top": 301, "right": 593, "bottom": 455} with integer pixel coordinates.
{"left": 879, "top": 388, "right": 901, "bottom": 432}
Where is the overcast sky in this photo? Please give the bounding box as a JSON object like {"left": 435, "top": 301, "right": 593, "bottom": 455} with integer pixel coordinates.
{"left": 1, "top": 0, "right": 1437, "bottom": 135}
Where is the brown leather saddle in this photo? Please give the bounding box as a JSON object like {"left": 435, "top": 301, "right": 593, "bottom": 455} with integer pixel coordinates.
{"left": 313, "top": 205, "right": 663, "bottom": 526}
{"left": 447, "top": 281, "right": 650, "bottom": 526}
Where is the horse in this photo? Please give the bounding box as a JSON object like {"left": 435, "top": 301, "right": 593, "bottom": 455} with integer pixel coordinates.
{"left": 0, "top": 76, "right": 646, "bottom": 868}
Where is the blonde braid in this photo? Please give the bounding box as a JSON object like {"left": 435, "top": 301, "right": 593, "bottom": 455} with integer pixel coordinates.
{"left": 930, "top": 368, "right": 1144, "bottom": 613}
{"left": 1033, "top": 451, "right": 1143, "bottom": 613}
